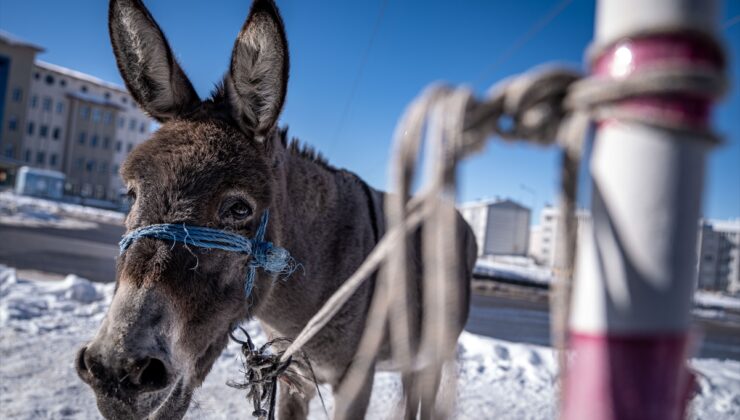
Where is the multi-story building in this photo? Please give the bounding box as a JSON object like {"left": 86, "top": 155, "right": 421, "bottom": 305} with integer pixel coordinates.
{"left": 460, "top": 199, "right": 531, "bottom": 257}
{"left": 697, "top": 219, "right": 740, "bottom": 294}
{"left": 0, "top": 31, "right": 153, "bottom": 203}
{"left": 528, "top": 205, "right": 590, "bottom": 267}
{"left": 0, "top": 31, "right": 43, "bottom": 182}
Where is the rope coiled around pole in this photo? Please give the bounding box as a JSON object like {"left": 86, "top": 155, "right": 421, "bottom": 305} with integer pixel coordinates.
{"left": 280, "top": 33, "right": 728, "bottom": 419}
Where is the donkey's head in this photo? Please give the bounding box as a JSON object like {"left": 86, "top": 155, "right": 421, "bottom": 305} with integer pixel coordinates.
{"left": 75, "top": 0, "right": 290, "bottom": 418}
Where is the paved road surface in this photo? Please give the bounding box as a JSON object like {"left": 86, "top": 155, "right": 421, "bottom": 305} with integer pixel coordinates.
{"left": 465, "top": 290, "right": 740, "bottom": 361}
{"left": 2, "top": 222, "right": 739, "bottom": 361}
{"left": 0, "top": 222, "right": 123, "bottom": 283}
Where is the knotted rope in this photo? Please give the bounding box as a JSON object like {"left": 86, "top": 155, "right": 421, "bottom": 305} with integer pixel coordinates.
{"left": 119, "top": 211, "right": 298, "bottom": 297}
{"left": 280, "top": 34, "right": 727, "bottom": 418}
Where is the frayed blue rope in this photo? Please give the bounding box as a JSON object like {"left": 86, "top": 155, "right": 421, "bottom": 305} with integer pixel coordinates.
{"left": 118, "top": 210, "right": 296, "bottom": 297}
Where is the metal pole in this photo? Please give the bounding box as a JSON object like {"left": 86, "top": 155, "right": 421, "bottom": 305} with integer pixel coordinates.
{"left": 563, "top": 0, "right": 725, "bottom": 419}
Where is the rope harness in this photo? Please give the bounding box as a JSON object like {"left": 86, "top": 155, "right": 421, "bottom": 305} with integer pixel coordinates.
{"left": 118, "top": 210, "right": 297, "bottom": 298}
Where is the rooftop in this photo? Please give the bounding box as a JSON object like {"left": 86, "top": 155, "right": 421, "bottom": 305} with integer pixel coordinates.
{"left": 459, "top": 198, "right": 529, "bottom": 211}
{"left": 35, "top": 60, "right": 127, "bottom": 93}
{"left": 0, "top": 30, "right": 44, "bottom": 52}
{"left": 703, "top": 219, "right": 740, "bottom": 232}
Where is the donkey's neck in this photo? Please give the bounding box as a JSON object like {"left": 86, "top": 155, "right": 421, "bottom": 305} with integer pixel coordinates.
{"left": 256, "top": 150, "right": 380, "bottom": 337}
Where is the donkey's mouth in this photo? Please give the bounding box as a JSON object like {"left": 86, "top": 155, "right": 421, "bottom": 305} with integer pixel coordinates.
{"left": 93, "top": 378, "right": 192, "bottom": 420}
{"left": 147, "top": 378, "right": 192, "bottom": 420}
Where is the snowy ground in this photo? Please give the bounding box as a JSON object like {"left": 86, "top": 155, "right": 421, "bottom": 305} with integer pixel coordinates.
{"left": 0, "top": 192, "right": 124, "bottom": 229}
{"left": 1, "top": 266, "right": 739, "bottom": 419}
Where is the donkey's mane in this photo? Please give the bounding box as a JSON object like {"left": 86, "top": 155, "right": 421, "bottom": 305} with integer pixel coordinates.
{"left": 277, "top": 127, "right": 336, "bottom": 171}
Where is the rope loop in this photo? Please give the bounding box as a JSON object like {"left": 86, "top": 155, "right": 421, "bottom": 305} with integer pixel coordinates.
{"left": 118, "top": 210, "right": 298, "bottom": 299}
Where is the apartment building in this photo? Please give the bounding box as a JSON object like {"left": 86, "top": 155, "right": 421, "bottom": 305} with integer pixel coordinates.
{"left": 460, "top": 199, "right": 531, "bottom": 257}
{"left": 0, "top": 31, "right": 42, "bottom": 174}
{"left": 528, "top": 205, "right": 590, "bottom": 267}
{"left": 0, "top": 31, "right": 153, "bottom": 203}
{"left": 697, "top": 219, "right": 740, "bottom": 294}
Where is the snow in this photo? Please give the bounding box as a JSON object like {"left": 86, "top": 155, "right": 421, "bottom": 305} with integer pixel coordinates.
{"left": 0, "top": 191, "right": 124, "bottom": 229}
{"left": 695, "top": 291, "right": 740, "bottom": 311}
{"left": 474, "top": 256, "right": 552, "bottom": 286}
{"left": 1, "top": 265, "right": 739, "bottom": 419}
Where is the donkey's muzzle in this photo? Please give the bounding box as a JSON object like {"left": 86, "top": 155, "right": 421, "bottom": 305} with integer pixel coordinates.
{"left": 76, "top": 345, "right": 170, "bottom": 397}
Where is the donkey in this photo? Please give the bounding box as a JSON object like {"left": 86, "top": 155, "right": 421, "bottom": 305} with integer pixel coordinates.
{"left": 75, "top": 0, "right": 477, "bottom": 419}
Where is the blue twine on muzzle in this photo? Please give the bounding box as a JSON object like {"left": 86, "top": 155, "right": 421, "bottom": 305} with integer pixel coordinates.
{"left": 118, "top": 210, "right": 297, "bottom": 298}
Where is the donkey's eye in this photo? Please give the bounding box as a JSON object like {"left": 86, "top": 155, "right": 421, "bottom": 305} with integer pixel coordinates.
{"left": 126, "top": 189, "right": 137, "bottom": 204}
{"left": 223, "top": 199, "right": 253, "bottom": 221}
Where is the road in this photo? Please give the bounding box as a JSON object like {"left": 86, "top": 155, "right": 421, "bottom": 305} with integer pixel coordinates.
{"left": 0, "top": 222, "right": 123, "bottom": 283}
{"left": 465, "top": 286, "right": 740, "bottom": 361}
{"left": 2, "top": 221, "right": 739, "bottom": 361}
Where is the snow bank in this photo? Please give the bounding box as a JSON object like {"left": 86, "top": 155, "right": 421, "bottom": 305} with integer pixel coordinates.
{"left": 474, "top": 256, "right": 552, "bottom": 286}
{"left": 0, "top": 191, "right": 124, "bottom": 228}
{"left": 1, "top": 265, "right": 738, "bottom": 419}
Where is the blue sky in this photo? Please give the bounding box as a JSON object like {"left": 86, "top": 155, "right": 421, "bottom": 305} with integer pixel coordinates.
{"left": 1, "top": 0, "right": 738, "bottom": 222}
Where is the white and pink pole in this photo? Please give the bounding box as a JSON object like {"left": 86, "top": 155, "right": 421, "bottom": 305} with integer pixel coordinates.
{"left": 563, "top": 0, "right": 725, "bottom": 419}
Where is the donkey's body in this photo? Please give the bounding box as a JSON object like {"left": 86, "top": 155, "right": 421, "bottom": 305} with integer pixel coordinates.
{"left": 77, "top": 1, "right": 476, "bottom": 419}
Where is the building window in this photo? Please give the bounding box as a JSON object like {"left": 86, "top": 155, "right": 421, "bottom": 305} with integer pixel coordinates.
{"left": 127, "top": 143, "right": 133, "bottom": 153}
{"left": 50, "top": 154, "right": 58, "bottom": 166}
{"left": 5, "top": 145, "right": 14, "bottom": 159}
{"left": 122, "top": 96, "right": 128, "bottom": 104}
{"left": 103, "top": 137, "right": 111, "bottom": 149}
{"left": 80, "top": 105, "right": 90, "bottom": 120}
{"left": 39, "top": 125, "right": 49, "bottom": 138}
{"left": 81, "top": 85, "right": 88, "bottom": 93}
{"left": 56, "top": 101, "right": 64, "bottom": 114}
{"left": 104, "top": 92, "right": 111, "bottom": 99}
{"left": 78, "top": 132, "right": 86, "bottom": 145}
{"left": 30, "top": 95, "right": 38, "bottom": 108}
{"left": 42, "top": 97, "right": 52, "bottom": 112}
{"left": 139, "top": 122, "right": 147, "bottom": 133}
{"left": 27, "top": 122, "right": 35, "bottom": 136}
{"left": 86, "top": 160, "right": 96, "bottom": 173}
{"left": 36, "top": 151, "right": 45, "bottom": 165}
{"left": 92, "top": 108, "right": 101, "bottom": 122}
{"left": 11, "top": 88, "right": 22, "bottom": 102}
{"left": 76, "top": 158, "right": 84, "bottom": 170}
{"left": 118, "top": 117, "right": 125, "bottom": 128}
{"left": 45, "top": 74, "right": 55, "bottom": 85}
{"left": 60, "top": 79, "right": 67, "bottom": 87}
{"left": 24, "top": 149, "right": 31, "bottom": 162}
{"left": 81, "top": 183, "right": 92, "bottom": 197}
{"left": 100, "top": 161, "right": 108, "bottom": 174}
{"left": 91, "top": 135, "right": 98, "bottom": 148}
{"left": 33, "top": 72, "right": 40, "bottom": 80}
{"left": 52, "top": 127, "right": 61, "bottom": 140}
{"left": 115, "top": 140, "right": 122, "bottom": 152}
{"left": 8, "top": 116, "right": 17, "bottom": 131}
{"left": 129, "top": 118, "right": 136, "bottom": 131}
{"left": 103, "top": 111, "right": 112, "bottom": 125}
{"left": 112, "top": 164, "right": 119, "bottom": 175}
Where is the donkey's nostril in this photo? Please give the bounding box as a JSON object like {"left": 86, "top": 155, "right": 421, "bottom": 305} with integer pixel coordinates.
{"left": 132, "top": 358, "right": 169, "bottom": 391}
{"left": 75, "top": 346, "right": 92, "bottom": 381}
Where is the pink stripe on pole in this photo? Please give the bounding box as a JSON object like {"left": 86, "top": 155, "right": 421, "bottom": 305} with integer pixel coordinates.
{"left": 563, "top": 333, "right": 695, "bottom": 420}
{"left": 593, "top": 34, "right": 724, "bottom": 78}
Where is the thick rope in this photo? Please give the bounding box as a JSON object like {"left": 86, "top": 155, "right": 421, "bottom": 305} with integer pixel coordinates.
{"left": 119, "top": 211, "right": 298, "bottom": 297}
{"left": 281, "top": 33, "right": 727, "bottom": 417}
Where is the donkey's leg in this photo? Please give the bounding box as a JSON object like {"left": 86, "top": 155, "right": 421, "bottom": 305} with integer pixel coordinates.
{"left": 278, "top": 379, "right": 315, "bottom": 420}
{"left": 403, "top": 364, "right": 443, "bottom": 420}
{"left": 332, "top": 363, "right": 376, "bottom": 420}
{"left": 402, "top": 371, "right": 421, "bottom": 420}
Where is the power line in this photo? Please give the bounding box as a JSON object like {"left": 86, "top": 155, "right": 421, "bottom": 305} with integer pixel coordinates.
{"left": 328, "top": 0, "right": 390, "bottom": 149}
{"left": 474, "top": 0, "right": 573, "bottom": 87}
{"left": 723, "top": 14, "right": 740, "bottom": 30}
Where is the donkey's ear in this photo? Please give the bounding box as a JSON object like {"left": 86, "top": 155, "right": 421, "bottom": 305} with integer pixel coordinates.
{"left": 109, "top": 0, "right": 200, "bottom": 121}
{"left": 225, "top": 0, "right": 289, "bottom": 142}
